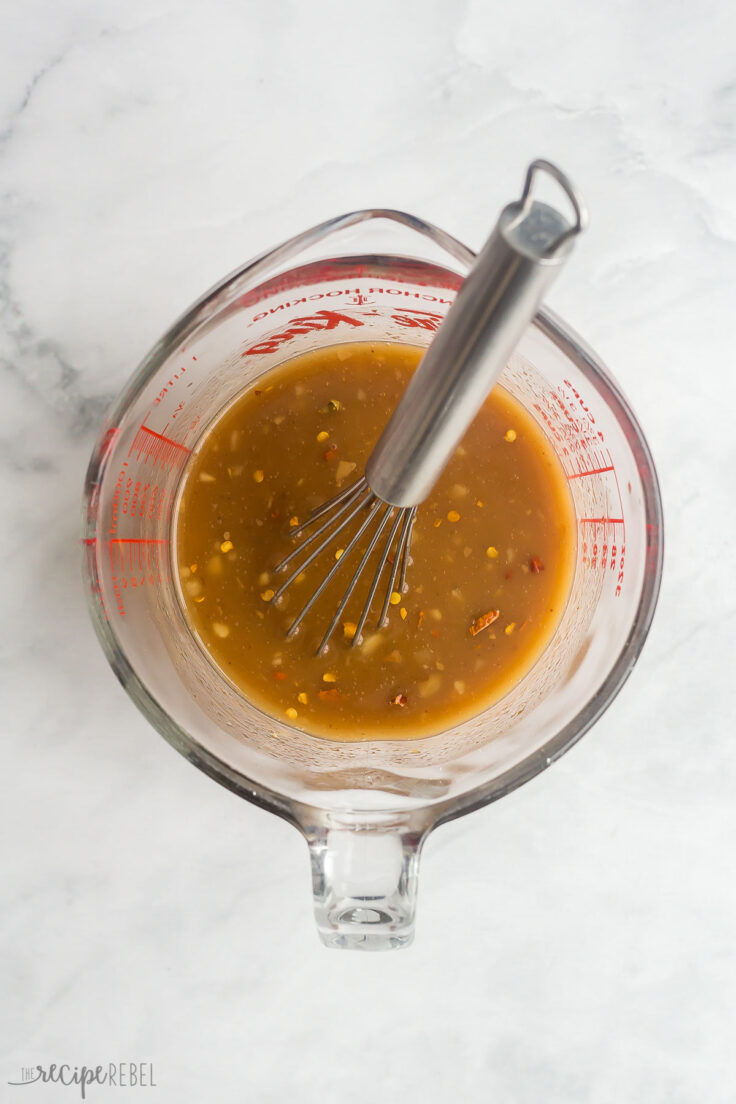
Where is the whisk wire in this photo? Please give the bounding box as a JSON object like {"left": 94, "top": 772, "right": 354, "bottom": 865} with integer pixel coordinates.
{"left": 274, "top": 483, "right": 419, "bottom": 651}
{"left": 272, "top": 477, "right": 368, "bottom": 583}
{"left": 270, "top": 485, "right": 370, "bottom": 604}
{"left": 287, "top": 476, "right": 368, "bottom": 541}
{"left": 285, "top": 496, "right": 382, "bottom": 639}
{"left": 398, "top": 507, "right": 417, "bottom": 595}
{"left": 315, "top": 504, "right": 396, "bottom": 655}
{"left": 350, "top": 506, "right": 406, "bottom": 649}
{"left": 375, "top": 507, "right": 414, "bottom": 631}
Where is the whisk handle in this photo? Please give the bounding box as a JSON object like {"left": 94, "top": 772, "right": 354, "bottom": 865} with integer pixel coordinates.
{"left": 365, "top": 160, "right": 587, "bottom": 508}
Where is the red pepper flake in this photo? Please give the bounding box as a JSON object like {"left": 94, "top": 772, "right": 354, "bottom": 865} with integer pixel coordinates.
{"left": 417, "top": 610, "right": 425, "bottom": 628}
{"left": 469, "top": 608, "right": 500, "bottom": 637}
{"left": 390, "top": 693, "right": 408, "bottom": 707}
{"left": 318, "top": 688, "right": 341, "bottom": 701}
{"left": 430, "top": 628, "right": 440, "bottom": 638}
{"left": 254, "top": 389, "right": 263, "bottom": 396}
{"left": 530, "top": 555, "right": 545, "bottom": 574}
{"left": 273, "top": 670, "right": 287, "bottom": 681}
{"left": 324, "top": 445, "right": 338, "bottom": 461}
{"left": 505, "top": 570, "right": 513, "bottom": 580}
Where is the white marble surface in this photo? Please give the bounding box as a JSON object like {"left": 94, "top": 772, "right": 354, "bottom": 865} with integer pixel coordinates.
{"left": 2, "top": 1, "right": 735, "bottom": 1100}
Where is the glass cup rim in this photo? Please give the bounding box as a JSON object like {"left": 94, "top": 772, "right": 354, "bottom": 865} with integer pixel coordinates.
{"left": 82, "top": 208, "right": 664, "bottom": 833}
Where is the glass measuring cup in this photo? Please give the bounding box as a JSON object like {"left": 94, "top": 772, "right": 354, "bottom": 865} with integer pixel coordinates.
{"left": 82, "top": 210, "right": 663, "bottom": 949}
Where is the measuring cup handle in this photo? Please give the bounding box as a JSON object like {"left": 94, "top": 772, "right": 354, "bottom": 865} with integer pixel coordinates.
{"left": 301, "top": 814, "right": 428, "bottom": 950}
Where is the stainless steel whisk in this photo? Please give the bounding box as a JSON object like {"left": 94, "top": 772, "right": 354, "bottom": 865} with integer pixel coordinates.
{"left": 269, "top": 160, "right": 588, "bottom": 654}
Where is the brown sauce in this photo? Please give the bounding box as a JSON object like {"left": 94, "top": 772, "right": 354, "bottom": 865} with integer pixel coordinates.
{"left": 174, "top": 342, "right": 575, "bottom": 740}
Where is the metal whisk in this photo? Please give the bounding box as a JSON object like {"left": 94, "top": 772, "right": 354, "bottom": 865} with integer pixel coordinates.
{"left": 270, "top": 160, "right": 588, "bottom": 654}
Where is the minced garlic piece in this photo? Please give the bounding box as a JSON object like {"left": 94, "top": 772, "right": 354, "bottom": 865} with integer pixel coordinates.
{"left": 335, "top": 460, "right": 356, "bottom": 483}
{"left": 419, "top": 673, "right": 441, "bottom": 698}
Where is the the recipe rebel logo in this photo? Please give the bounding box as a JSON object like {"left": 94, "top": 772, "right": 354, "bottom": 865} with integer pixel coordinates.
{"left": 7, "top": 1063, "right": 156, "bottom": 1098}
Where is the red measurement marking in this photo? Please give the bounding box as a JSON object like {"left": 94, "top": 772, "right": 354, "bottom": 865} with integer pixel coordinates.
{"left": 98, "top": 425, "right": 121, "bottom": 462}
{"left": 238, "top": 261, "right": 461, "bottom": 316}
{"left": 108, "top": 538, "right": 169, "bottom": 614}
{"left": 578, "top": 517, "right": 625, "bottom": 524}
{"left": 567, "top": 465, "right": 615, "bottom": 479}
{"left": 108, "top": 537, "right": 168, "bottom": 572}
{"left": 82, "top": 538, "right": 110, "bottom": 621}
{"left": 129, "top": 424, "right": 191, "bottom": 469}
{"left": 611, "top": 465, "right": 626, "bottom": 527}
{"left": 138, "top": 426, "right": 190, "bottom": 451}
